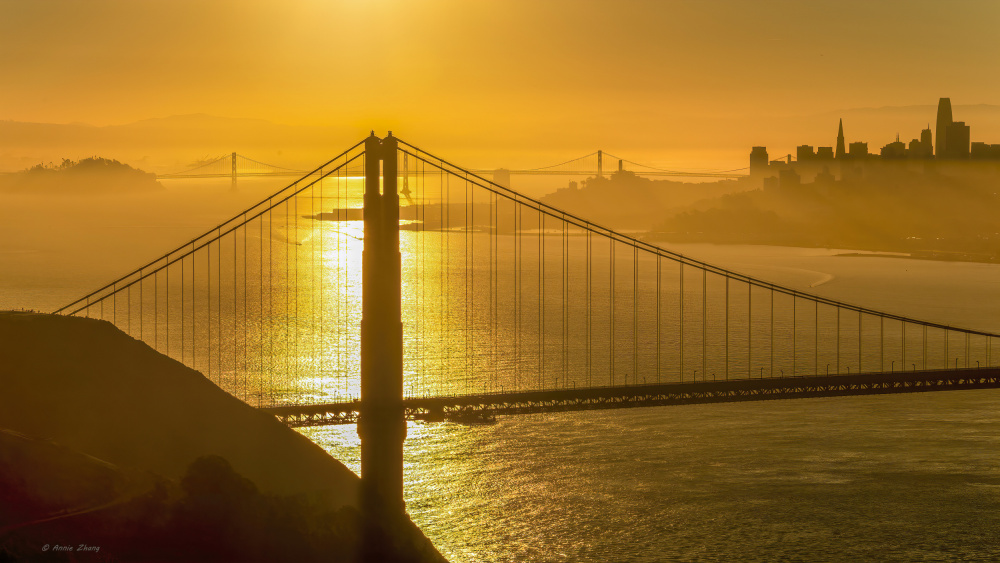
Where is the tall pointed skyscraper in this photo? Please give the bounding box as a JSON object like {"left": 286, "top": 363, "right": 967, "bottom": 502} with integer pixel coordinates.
{"left": 835, "top": 118, "right": 846, "bottom": 159}
{"left": 935, "top": 97, "right": 953, "bottom": 158}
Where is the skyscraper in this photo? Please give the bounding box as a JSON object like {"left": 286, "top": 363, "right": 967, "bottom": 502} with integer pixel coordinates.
{"left": 836, "top": 118, "right": 846, "bottom": 159}
{"left": 935, "top": 97, "right": 953, "bottom": 157}
{"left": 749, "top": 146, "right": 769, "bottom": 186}
{"left": 944, "top": 121, "right": 970, "bottom": 159}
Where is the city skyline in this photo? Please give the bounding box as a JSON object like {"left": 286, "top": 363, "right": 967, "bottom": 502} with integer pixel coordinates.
{"left": 750, "top": 97, "right": 1000, "bottom": 188}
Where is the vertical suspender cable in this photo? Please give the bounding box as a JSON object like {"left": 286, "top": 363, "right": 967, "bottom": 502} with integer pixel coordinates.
{"left": 155, "top": 271, "right": 158, "bottom": 351}
{"left": 269, "top": 206, "right": 274, "bottom": 404}
{"left": 859, "top": 312, "right": 863, "bottom": 373}
{"left": 902, "top": 321, "right": 906, "bottom": 370}
{"left": 166, "top": 258, "right": 170, "bottom": 357}
{"left": 611, "top": 237, "right": 616, "bottom": 384}
{"left": 587, "top": 227, "right": 592, "bottom": 388}
{"left": 234, "top": 223, "right": 239, "bottom": 398}
{"left": 881, "top": 316, "right": 885, "bottom": 372}
{"left": 441, "top": 174, "right": 454, "bottom": 394}
{"left": 294, "top": 192, "right": 299, "bottom": 391}
{"left": 656, "top": 255, "right": 661, "bottom": 384}
{"left": 467, "top": 173, "right": 474, "bottom": 393}
{"left": 260, "top": 212, "right": 265, "bottom": 405}
{"left": 564, "top": 219, "right": 568, "bottom": 388}
{"left": 181, "top": 255, "right": 184, "bottom": 364}
{"left": 192, "top": 246, "right": 196, "bottom": 371}
{"left": 466, "top": 174, "right": 471, "bottom": 393}
{"left": 207, "top": 244, "right": 211, "bottom": 380}
{"left": 318, "top": 172, "right": 323, "bottom": 400}
{"left": 515, "top": 201, "right": 520, "bottom": 388}
{"left": 703, "top": 269, "right": 707, "bottom": 380}
{"left": 945, "top": 329, "right": 948, "bottom": 369}
{"left": 538, "top": 207, "right": 545, "bottom": 389}
{"left": 218, "top": 230, "right": 222, "bottom": 387}
{"left": 139, "top": 270, "right": 143, "bottom": 343}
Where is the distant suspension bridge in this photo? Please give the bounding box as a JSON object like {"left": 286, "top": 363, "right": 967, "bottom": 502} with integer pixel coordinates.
{"left": 155, "top": 149, "right": 749, "bottom": 190}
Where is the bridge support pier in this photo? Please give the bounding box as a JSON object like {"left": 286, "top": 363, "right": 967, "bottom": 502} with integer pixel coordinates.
{"left": 358, "top": 132, "right": 406, "bottom": 557}
{"left": 230, "top": 152, "right": 237, "bottom": 191}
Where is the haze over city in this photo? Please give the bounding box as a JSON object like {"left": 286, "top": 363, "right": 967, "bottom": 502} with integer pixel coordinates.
{"left": 3, "top": 0, "right": 999, "bottom": 170}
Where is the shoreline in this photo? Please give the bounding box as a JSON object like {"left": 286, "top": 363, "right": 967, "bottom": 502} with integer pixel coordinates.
{"left": 645, "top": 233, "right": 999, "bottom": 266}
{"left": 833, "top": 250, "right": 1000, "bottom": 264}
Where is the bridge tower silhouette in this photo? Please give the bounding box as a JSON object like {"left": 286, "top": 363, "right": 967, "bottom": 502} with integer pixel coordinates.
{"left": 359, "top": 133, "right": 406, "bottom": 517}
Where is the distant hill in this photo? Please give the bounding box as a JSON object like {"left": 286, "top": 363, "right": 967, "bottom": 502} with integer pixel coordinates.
{"left": 540, "top": 170, "right": 751, "bottom": 230}
{"left": 0, "top": 157, "right": 163, "bottom": 194}
{"left": 0, "top": 114, "right": 347, "bottom": 174}
{"left": 651, "top": 168, "right": 1000, "bottom": 260}
{"left": 124, "top": 113, "right": 278, "bottom": 130}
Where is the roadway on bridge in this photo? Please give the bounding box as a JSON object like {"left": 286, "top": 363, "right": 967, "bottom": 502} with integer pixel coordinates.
{"left": 263, "top": 367, "right": 1000, "bottom": 427}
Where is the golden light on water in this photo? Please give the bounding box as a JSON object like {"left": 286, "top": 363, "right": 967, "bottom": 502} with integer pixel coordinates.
{"left": 4, "top": 2, "right": 1000, "bottom": 559}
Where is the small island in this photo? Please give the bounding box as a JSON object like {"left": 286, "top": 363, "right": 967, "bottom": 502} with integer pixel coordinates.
{"left": 0, "top": 157, "right": 163, "bottom": 194}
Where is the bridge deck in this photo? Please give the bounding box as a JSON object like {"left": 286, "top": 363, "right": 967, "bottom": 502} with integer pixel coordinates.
{"left": 261, "top": 367, "right": 1000, "bottom": 427}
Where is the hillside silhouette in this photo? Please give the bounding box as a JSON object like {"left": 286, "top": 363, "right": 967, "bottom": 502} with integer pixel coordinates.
{"left": 652, "top": 169, "right": 1000, "bottom": 261}
{"left": 0, "top": 157, "right": 163, "bottom": 193}
{"left": 0, "top": 431, "right": 430, "bottom": 562}
{"left": 540, "top": 169, "right": 747, "bottom": 230}
{"left": 0, "top": 311, "right": 444, "bottom": 562}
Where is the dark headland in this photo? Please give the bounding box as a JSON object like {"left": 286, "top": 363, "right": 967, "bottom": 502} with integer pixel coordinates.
{"left": 0, "top": 311, "right": 445, "bottom": 562}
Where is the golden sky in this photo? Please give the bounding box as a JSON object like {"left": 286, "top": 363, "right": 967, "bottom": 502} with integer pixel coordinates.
{"left": 2, "top": 0, "right": 999, "bottom": 166}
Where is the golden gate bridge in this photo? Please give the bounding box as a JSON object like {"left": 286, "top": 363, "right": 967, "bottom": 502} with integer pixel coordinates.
{"left": 55, "top": 133, "right": 1000, "bottom": 519}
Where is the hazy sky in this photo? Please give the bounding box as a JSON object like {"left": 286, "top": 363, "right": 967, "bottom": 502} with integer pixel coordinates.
{"left": 2, "top": 0, "right": 999, "bottom": 164}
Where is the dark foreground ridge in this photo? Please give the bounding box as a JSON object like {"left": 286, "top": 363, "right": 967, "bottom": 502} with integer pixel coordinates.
{"left": 0, "top": 311, "right": 445, "bottom": 562}
{"left": 265, "top": 368, "right": 1000, "bottom": 427}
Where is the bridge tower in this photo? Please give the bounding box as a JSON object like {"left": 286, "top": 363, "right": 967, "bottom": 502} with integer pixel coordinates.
{"left": 358, "top": 133, "right": 406, "bottom": 529}
{"left": 231, "top": 152, "right": 238, "bottom": 191}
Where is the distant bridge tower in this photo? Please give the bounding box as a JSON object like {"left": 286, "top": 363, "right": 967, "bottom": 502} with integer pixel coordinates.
{"left": 359, "top": 133, "right": 406, "bottom": 539}
{"left": 492, "top": 168, "right": 511, "bottom": 188}
{"left": 597, "top": 150, "right": 603, "bottom": 178}
{"left": 231, "top": 152, "right": 237, "bottom": 191}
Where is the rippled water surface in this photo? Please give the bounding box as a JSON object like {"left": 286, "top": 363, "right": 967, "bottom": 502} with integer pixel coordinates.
{"left": 303, "top": 391, "right": 1000, "bottom": 562}
{"left": 300, "top": 244, "right": 1000, "bottom": 562}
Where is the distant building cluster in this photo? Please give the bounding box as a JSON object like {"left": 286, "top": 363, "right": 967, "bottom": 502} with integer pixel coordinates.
{"left": 751, "top": 98, "right": 1000, "bottom": 190}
